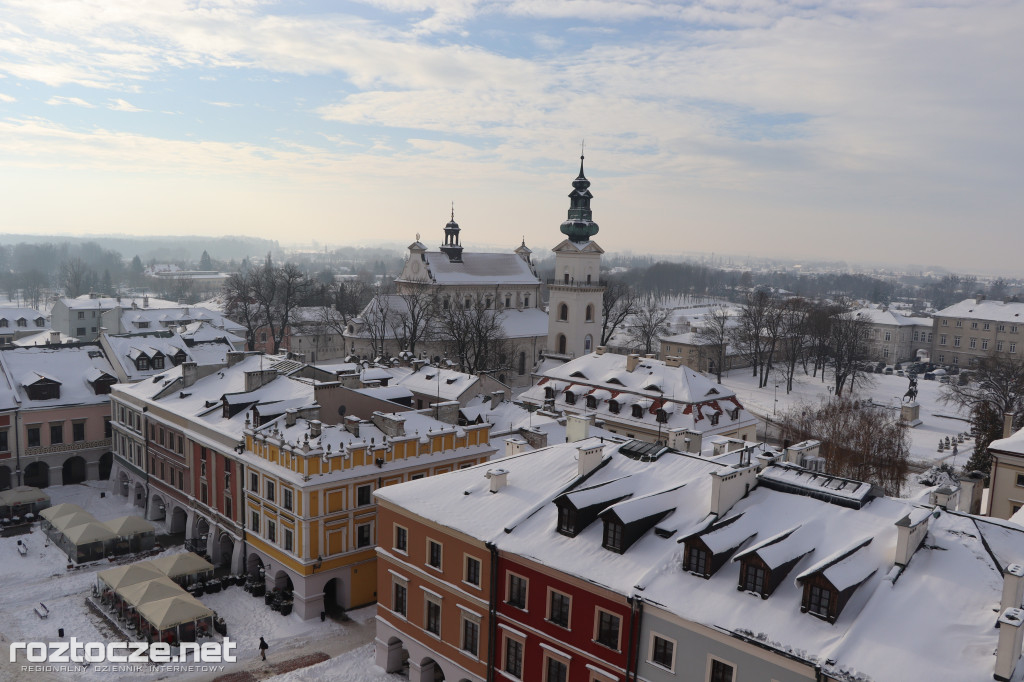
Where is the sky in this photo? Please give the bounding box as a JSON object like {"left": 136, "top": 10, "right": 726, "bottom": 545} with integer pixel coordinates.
{"left": 0, "top": 0, "right": 1021, "bottom": 272}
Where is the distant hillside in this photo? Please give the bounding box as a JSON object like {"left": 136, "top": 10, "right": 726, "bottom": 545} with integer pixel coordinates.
{"left": 0, "top": 234, "right": 280, "bottom": 263}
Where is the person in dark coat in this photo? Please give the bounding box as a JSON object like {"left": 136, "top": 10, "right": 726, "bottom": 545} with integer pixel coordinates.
{"left": 259, "top": 636, "right": 269, "bottom": 661}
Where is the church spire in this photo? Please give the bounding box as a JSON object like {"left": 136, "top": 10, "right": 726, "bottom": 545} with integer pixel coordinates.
{"left": 560, "top": 151, "right": 599, "bottom": 244}
{"left": 440, "top": 202, "right": 464, "bottom": 263}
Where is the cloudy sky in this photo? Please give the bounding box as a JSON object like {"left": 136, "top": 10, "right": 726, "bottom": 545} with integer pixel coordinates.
{"left": 0, "top": 0, "right": 1021, "bottom": 271}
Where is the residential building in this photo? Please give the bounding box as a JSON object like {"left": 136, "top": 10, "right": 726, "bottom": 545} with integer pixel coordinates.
{"left": 985, "top": 419, "right": 1024, "bottom": 519}
{"left": 252, "top": 306, "right": 347, "bottom": 362}
{"left": 0, "top": 344, "right": 117, "bottom": 489}
{"left": 98, "top": 330, "right": 232, "bottom": 383}
{"left": 852, "top": 307, "right": 932, "bottom": 364}
{"left": 374, "top": 435, "right": 1024, "bottom": 682}
{"left": 50, "top": 294, "right": 179, "bottom": 342}
{"left": 931, "top": 297, "right": 1024, "bottom": 367}
{"left": 0, "top": 307, "right": 47, "bottom": 346}
{"left": 520, "top": 350, "right": 758, "bottom": 445}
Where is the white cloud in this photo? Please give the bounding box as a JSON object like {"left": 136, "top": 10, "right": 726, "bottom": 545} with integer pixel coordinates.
{"left": 108, "top": 98, "right": 143, "bottom": 111}
{"left": 0, "top": 92, "right": 15, "bottom": 102}
{"left": 45, "top": 95, "right": 94, "bottom": 107}
{"left": 205, "top": 101, "right": 241, "bottom": 108}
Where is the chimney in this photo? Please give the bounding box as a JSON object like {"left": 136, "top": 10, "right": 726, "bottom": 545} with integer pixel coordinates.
{"left": 566, "top": 414, "right": 593, "bottom": 443}
{"left": 181, "top": 361, "right": 199, "bottom": 388}
{"left": 49, "top": 331, "right": 60, "bottom": 344}
{"left": 595, "top": 346, "right": 606, "bottom": 355}
{"left": 709, "top": 463, "right": 758, "bottom": 517}
{"left": 490, "top": 391, "right": 504, "bottom": 410}
{"left": 431, "top": 400, "right": 460, "bottom": 425}
{"left": 505, "top": 438, "right": 528, "bottom": 457}
{"left": 309, "top": 420, "right": 322, "bottom": 438}
{"left": 577, "top": 443, "right": 604, "bottom": 477}
{"left": 486, "top": 468, "right": 509, "bottom": 493}
{"left": 667, "top": 428, "right": 701, "bottom": 454}
{"left": 976, "top": 293, "right": 986, "bottom": 305}
{"left": 626, "top": 354, "right": 641, "bottom": 372}
{"left": 143, "top": 295, "right": 149, "bottom": 308}
{"left": 929, "top": 486, "right": 959, "bottom": 510}
{"left": 1005, "top": 413, "right": 1016, "bottom": 439}
{"left": 956, "top": 470, "right": 987, "bottom": 514}
{"left": 285, "top": 409, "right": 297, "bottom": 428}
{"left": 1003, "top": 564, "right": 1024, "bottom": 612}
{"left": 227, "top": 351, "right": 246, "bottom": 367}
{"left": 645, "top": 353, "right": 656, "bottom": 359}
{"left": 893, "top": 510, "right": 930, "bottom": 567}
{"left": 245, "top": 369, "right": 277, "bottom": 392}
{"left": 344, "top": 415, "right": 360, "bottom": 437}
{"left": 664, "top": 356, "right": 683, "bottom": 368}
{"left": 995, "top": 607, "right": 1024, "bottom": 681}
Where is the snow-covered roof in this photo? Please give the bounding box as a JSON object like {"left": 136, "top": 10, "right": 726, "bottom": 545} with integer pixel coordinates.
{"left": 418, "top": 251, "right": 540, "bottom": 285}
{"left": 396, "top": 366, "right": 478, "bottom": 401}
{"left": 119, "top": 305, "right": 244, "bottom": 334}
{"left": 0, "top": 308, "right": 45, "bottom": 328}
{"left": 936, "top": 298, "right": 1024, "bottom": 323}
{"left": 12, "top": 330, "right": 78, "bottom": 346}
{"left": 179, "top": 320, "right": 246, "bottom": 346}
{"left": 0, "top": 344, "right": 118, "bottom": 407}
{"left": 852, "top": 307, "right": 931, "bottom": 327}
{"left": 60, "top": 295, "right": 177, "bottom": 310}
{"left": 990, "top": 426, "right": 1024, "bottom": 457}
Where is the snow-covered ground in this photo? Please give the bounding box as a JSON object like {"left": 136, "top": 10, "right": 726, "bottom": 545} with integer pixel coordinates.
{"left": 264, "top": 643, "right": 401, "bottom": 682}
{"left": 0, "top": 481, "right": 370, "bottom": 682}
{"left": 719, "top": 367, "right": 976, "bottom": 474}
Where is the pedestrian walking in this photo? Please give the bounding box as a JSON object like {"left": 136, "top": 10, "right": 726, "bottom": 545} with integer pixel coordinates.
{"left": 259, "top": 636, "right": 269, "bottom": 661}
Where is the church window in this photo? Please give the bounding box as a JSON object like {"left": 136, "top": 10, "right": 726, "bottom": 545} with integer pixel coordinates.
{"left": 465, "top": 298, "right": 472, "bottom": 309}
{"left": 524, "top": 295, "right": 530, "bottom": 307}
{"left": 486, "top": 297, "right": 492, "bottom": 309}
{"left": 584, "top": 335, "right": 593, "bottom": 353}
{"left": 506, "top": 295, "right": 511, "bottom": 308}
{"left": 564, "top": 273, "right": 570, "bottom": 284}
{"left": 559, "top": 304, "right": 569, "bottom": 321}
{"left": 585, "top": 305, "right": 594, "bottom": 322}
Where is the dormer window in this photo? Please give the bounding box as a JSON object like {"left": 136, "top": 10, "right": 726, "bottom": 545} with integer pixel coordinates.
{"left": 0, "top": 318, "right": 7, "bottom": 327}
{"left": 557, "top": 506, "right": 577, "bottom": 536}
{"left": 602, "top": 519, "right": 624, "bottom": 553}
{"left": 565, "top": 391, "right": 576, "bottom": 405}
{"left": 807, "top": 585, "right": 832, "bottom": 617}
{"left": 742, "top": 564, "right": 766, "bottom": 594}
{"left": 710, "top": 412, "right": 720, "bottom": 426}
{"left": 631, "top": 404, "right": 644, "bottom": 419}
{"left": 656, "top": 409, "right": 668, "bottom": 423}
{"left": 137, "top": 321, "right": 150, "bottom": 329}
{"left": 136, "top": 356, "right": 150, "bottom": 371}
{"left": 16, "top": 318, "right": 27, "bottom": 328}
{"left": 608, "top": 400, "right": 620, "bottom": 414}
{"left": 586, "top": 395, "right": 598, "bottom": 409}
{"left": 686, "top": 546, "right": 708, "bottom": 574}
{"left": 544, "top": 386, "right": 554, "bottom": 400}
{"left": 35, "top": 317, "right": 44, "bottom": 327}
{"left": 152, "top": 355, "right": 165, "bottom": 369}
{"left": 730, "top": 408, "right": 740, "bottom": 420}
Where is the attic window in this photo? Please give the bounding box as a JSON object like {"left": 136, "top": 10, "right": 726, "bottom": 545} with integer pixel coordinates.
{"left": 425, "top": 373, "right": 436, "bottom": 380}
{"left": 446, "top": 377, "right": 457, "bottom": 385}
{"left": 685, "top": 546, "right": 708, "bottom": 575}
{"left": 706, "top": 388, "right": 720, "bottom": 396}
{"left": 607, "top": 378, "right": 624, "bottom": 386}
{"left": 569, "top": 371, "right": 587, "bottom": 379}
{"left": 602, "top": 519, "right": 624, "bottom": 553}
{"left": 631, "top": 404, "right": 644, "bottom": 419}
{"left": 643, "top": 384, "right": 662, "bottom": 392}
{"left": 807, "top": 585, "right": 832, "bottom": 618}
{"left": 608, "top": 400, "right": 620, "bottom": 414}
{"left": 565, "top": 391, "right": 577, "bottom": 405}
{"left": 586, "top": 395, "right": 598, "bottom": 409}
{"left": 88, "top": 351, "right": 103, "bottom": 358}
{"left": 709, "top": 412, "right": 720, "bottom": 426}
{"left": 729, "top": 408, "right": 740, "bottom": 420}
{"left": 544, "top": 386, "right": 554, "bottom": 400}
{"left": 557, "top": 506, "right": 577, "bottom": 536}
{"left": 656, "top": 409, "right": 668, "bottom": 423}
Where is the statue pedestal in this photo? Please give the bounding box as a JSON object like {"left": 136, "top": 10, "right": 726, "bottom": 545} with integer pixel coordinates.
{"left": 901, "top": 401, "right": 922, "bottom": 427}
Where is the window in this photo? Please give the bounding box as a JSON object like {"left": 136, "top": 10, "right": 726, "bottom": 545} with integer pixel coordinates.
{"left": 1015, "top": 473, "right": 1024, "bottom": 487}
{"left": 524, "top": 295, "right": 530, "bottom": 307}
{"left": 425, "top": 599, "right": 441, "bottom": 636}
{"left": 952, "top": 355, "right": 959, "bottom": 365}
{"left": 137, "top": 356, "right": 150, "bottom": 371}
{"left": 283, "top": 488, "right": 293, "bottom": 510}
{"left": 284, "top": 528, "right": 293, "bottom": 552}
{"left": 709, "top": 659, "right": 735, "bottom": 682}
{"left": 250, "top": 472, "right": 259, "bottom": 492}
{"left": 72, "top": 422, "right": 85, "bottom": 442}
{"left": 969, "top": 337, "right": 977, "bottom": 349}
{"left": 743, "top": 564, "right": 766, "bottom": 594}
{"left": 260, "top": 332, "right": 267, "bottom": 343}
{"left": 938, "top": 354, "right": 945, "bottom": 363}
{"left": 650, "top": 634, "right": 675, "bottom": 671}
{"left": 505, "top": 637, "right": 523, "bottom": 678}
{"left": 548, "top": 590, "right": 570, "bottom": 628}
{"left": 104, "top": 416, "right": 112, "bottom": 437}
{"left": 507, "top": 573, "right": 527, "bottom": 609}
{"left": 464, "top": 556, "right": 481, "bottom": 587}
{"left": 631, "top": 404, "right": 643, "bottom": 418}
{"left": 884, "top": 330, "right": 891, "bottom": 341}
{"left": 565, "top": 390, "right": 576, "bottom": 405}
{"left": 50, "top": 423, "right": 63, "bottom": 444}
{"left": 545, "top": 656, "right": 568, "bottom": 682}
{"left": 1014, "top": 326, "right": 1020, "bottom": 334}
{"left": 686, "top": 546, "right": 707, "bottom": 574}
{"left": 0, "top": 430, "right": 7, "bottom": 452}
{"left": 267, "top": 520, "right": 276, "bottom": 543}
{"left": 595, "top": 610, "right": 620, "bottom": 650}
{"left": 200, "top": 450, "right": 207, "bottom": 477}
{"left": 394, "top": 525, "right": 408, "bottom": 553}
{"left": 558, "top": 303, "right": 568, "bottom": 321}
{"left": 77, "top": 327, "right": 86, "bottom": 336}
{"left": 1000, "top": 324, "right": 1007, "bottom": 332}
{"left": 998, "top": 341, "right": 1005, "bottom": 352}
{"left": 808, "top": 584, "right": 832, "bottom": 617}
{"left": 357, "top": 523, "right": 371, "bottom": 548}
{"left": 942, "top": 319, "right": 948, "bottom": 326}
{"left": 983, "top": 339, "right": 989, "bottom": 350}
{"left": 152, "top": 355, "right": 164, "bottom": 369}
{"left": 200, "top": 482, "right": 208, "bottom": 505}
{"left": 603, "top": 520, "right": 624, "bottom": 552}
{"left": 608, "top": 400, "right": 620, "bottom": 414}
{"left": 357, "top": 483, "right": 372, "bottom": 506}
{"left": 393, "top": 582, "right": 407, "bottom": 617}
{"left": 954, "top": 336, "right": 961, "bottom": 347}
{"left": 77, "top": 311, "right": 85, "bottom": 319}
{"left": 971, "top": 321, "right": 979, "bottom": 329}
{"left": 985, "top": 322, "right": 991, "bottom": 331}
{"left": 251, "top": 511, "right": 260, "bottom": 533}
{"left": 462, "top": 617, "right": 480, "bottom": 657}
{"left": 956, "top": 320, "right": 963, "bottom": 327}
{"left": 585, "top": 304, "right": 594, "bottom": 322}
{"left": 1012, "top": 343, "right": 1018, "bottom": 354}
{"left": 266, "top": 480, "right": 276, "bottom": 502}
{"left": 428, "top": 540, "right": 442, "bottom": 569}
{"left": 557, "top": 506, "right": 576, "bottom": 536}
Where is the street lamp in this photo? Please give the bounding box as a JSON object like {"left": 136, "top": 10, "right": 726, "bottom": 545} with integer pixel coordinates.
{"left": 774, "top": 383, "right": 780, "bottom": 416}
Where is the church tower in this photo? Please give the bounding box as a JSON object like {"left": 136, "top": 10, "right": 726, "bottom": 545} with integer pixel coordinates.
{"left": 547, "top": 155, "right": 605, "bottom": 358}
{"left": 440, "top": 206, "right": 463, "bottom": 263}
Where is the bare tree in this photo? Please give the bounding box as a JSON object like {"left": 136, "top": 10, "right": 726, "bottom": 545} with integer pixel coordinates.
{"left": 60, "top": 257, "right": 93, "bottom": 297}
{"left": 224, "top": 270, "right": 266, "bottom": 351}
{"left": 361, "top": 292, "right": 394, "bottom": 359}
{"left": 775, "top": 298, "right": 811, "bottom": 393}
{"left": 829, "top": 308, "right": 871, "bottom": 397}
{"left": 437, "top": 299, "right": 511, "bottom": 375}
{"left": 732, "top": 289, "right": 779, "bottom": 387}
{"left": 23, "top": 270, "right": 47, "bottom": 309}
{"left": 249, "top": 262, "right": 309, "bottom": 354}
{"left": 627, "top": 300, "right": 671, "bottom": 355}
{"left": 389, "top": 289, "right": 437, "bottom": 354}
{"left": 600, "top": 278, "right": 639, "bottom": 346}
{"left": 805, "top": 301, "right": 835, "bottom": 380}
{"left": 779, "top": 398, "right": 910, "bottom": 496}
{"left": 695, "top": 306, "right": 731, "bottom": 383}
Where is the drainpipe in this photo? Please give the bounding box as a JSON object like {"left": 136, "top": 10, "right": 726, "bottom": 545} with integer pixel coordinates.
{"left": 486, "top": 541, "right": 498, "bottom": 682}
{"left": 626, "top": 596, "right": 643, "bottom": 682}
{"left": 142, "top": 407, "right": 150, "bottom": 514}
{"left": 14, "top": 410, "right": 23, "bottom": 486}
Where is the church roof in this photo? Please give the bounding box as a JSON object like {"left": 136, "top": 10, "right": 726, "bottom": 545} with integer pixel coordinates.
{"left": 420, "top": 251, "right": 540, "bottom": 285}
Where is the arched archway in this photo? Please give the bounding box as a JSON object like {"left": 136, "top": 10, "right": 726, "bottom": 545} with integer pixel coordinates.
{"left": 62, "top": 456, "right": 86, "bottom": 485}
{"left": 382, "top": 636, "right": 408, "bottom": 674}
{"left": 557, "top": 334, "right": 567, "bottom": 355}
{"left": 274, "top": 570, "right": 293, "bottom": 592}
{"left": 169, "top": 506, "right": 187, "bottom": 534}
{"left": 247, "top": 553, "right": 264, "bottom": 577}
{"left": 98, "top": 452, "right": 113, "bottom": 480}
{"left": 24, "top": 461, "right": 49, "bottom": 488}
{"left": 217, "top": 533, "right": 235, "bottom": 569}
{"left": 323, "top": 578, "right": 344, "bottom": 616}
{"left": 419, "top": 657, "right": 446, "bottom": 682}
{"left": 149, "top": 494, "right": 167, "bottom": 522}
{"left": 0, "top": 465, "right": 10, "bottom": 491}
{"left": 117, "top": 471, "right": 130, "bottom": 496}
{"left": 133, "top": 482, "right": 145, "bottom": 507}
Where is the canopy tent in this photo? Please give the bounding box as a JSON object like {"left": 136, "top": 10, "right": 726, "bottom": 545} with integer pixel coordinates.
{"left": 119, "top": 577, "right": 187, "bottom": 608}
{"left": 136, "top": 594, "right": 214, "bottom": 643}
{"left": 39, "top": 503, "right": 85, "bottom": 522}
{"left": 51, "top": 511, "right": 97, "bottom": 532}
{"left": 149, "top": 553, "right": 214, "bottom": 585}
{"left": 0, "top": 486, "right": 50, "bottom": 513}
{"left": 104, "top": 516, "right": 157, "bottom": 555}
{"left": 60, "top": 521, "right": 117, "bottom": 563}
{"left": 97, "top": 562, "right": 164, "bottom": 592}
